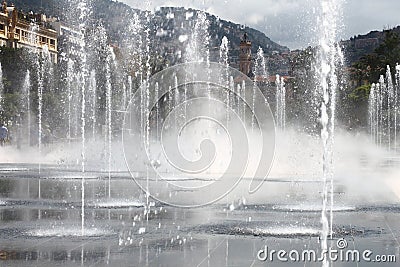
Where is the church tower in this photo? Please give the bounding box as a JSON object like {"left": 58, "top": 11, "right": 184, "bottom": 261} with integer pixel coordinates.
{"left": 239, "top": 33, "right": 251, "bottom": 76}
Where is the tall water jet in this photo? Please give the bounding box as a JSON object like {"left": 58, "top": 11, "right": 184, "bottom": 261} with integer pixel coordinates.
{"left": 219, "top": 36, "right": 230, "bottom": 123}
{"left": 126, "top": 75, "right": 133, "bottom": 132}
{"left": 236, "top": 83, "right": 242, "bottom": 117}
{"left": 379, "top": 75, "right": 386, "bottom": 147}
{"left": 369, "top": 66, "right": 399, "bottom": 150}
{"left": 370, "top": 81, "right": 384, "bottom": 147}
{"left": 89, "top": 70, "right": 97, "bottom": 140}
{"left": 185, "top": 11, "right": 210, "bottom": 99}
{"left": 219, "top": 37, "right": 229, "bottom": 71}
{"left": 105, "top": 47, "right": 113, "bottom": 199}
{"left": 385, "top": 66, "right": 394, "bottom": 150}
{"left": 154, "top": 82, "right": 159, "bottom": 139}
{"left": 229, "top": 76, "right": 234, "bottom": 121}
{"left": 66, "top": 59, "right": 75, "bottom": 142}
{"left": 315, "top": 1, "right": 344, "bottom": 265}
{"left": 76, "top": 0, "right": 90, "bottom": 171}
{"left": 174, "top": 75, "right": 179, "bottom": 127}
{"left": 185, "top": 11, "right": 210, "bottom": 64}
{"left": 127, "top": 75, "right": 132, "bottom": 103}
{"left": 275, "top": 75, "right": 286, "bottom": 130}
{"left": 35, "top": 47, "right": 52, "bottom": 212}
{"left": 241, "top": 80, "right": 246, "bottom": 123}
{"left": 122, "top": 83, "right": 127, "bottom": 111}
{"left": 376, "top": 83, "right": 382, "bottom": 146}
{"left": 80, "top": 69, "right": 86, "bottom": 173}
{"left": 144, "top": 12, "right": 152, "bottom": 222}
{"left": 369, "top": 83, "right": 377, "bottom": 143}
{"left": 22, "top": 71, "right": 31, "bottom": 145}
{"left": 78, "top": 0, "right": 90, "bottom": 237}
{"left": 37, "top": 49, "right": 50, "bottom": 158}
{"left": 64, "top": 0, "right": 91, "bottom": 236}
{"left": 253, "top": 47, "right": 268, "bottom": 129}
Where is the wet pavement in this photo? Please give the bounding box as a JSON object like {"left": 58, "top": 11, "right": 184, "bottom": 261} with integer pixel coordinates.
{"left": 0, "top": 163, "right": 399, "bottom": 267}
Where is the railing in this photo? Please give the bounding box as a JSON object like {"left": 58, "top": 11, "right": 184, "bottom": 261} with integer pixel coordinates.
{"left": 7, "top": 33, "right": 19, "bottom": 40}
{"left": 3, "top": 31, "right": 57, "bottom": 51}
{"left": 20, "top": 36, "right": 29, "bottom": 43}
{"left": 19, "top": 36, "right": 38, "bottom": 45}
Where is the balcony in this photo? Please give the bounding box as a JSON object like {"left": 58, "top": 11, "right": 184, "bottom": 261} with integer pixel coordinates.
{"left": 7, "top": 33, "right": 20, "bottom": 40}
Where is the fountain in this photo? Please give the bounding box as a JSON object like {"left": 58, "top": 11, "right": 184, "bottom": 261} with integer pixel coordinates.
{"left": 314, "top": 1, "right": 344, "bottom": 265}
{"left": 219, "top": 36, "right": 230, "bottom": 123}
{"left": 22, "top": 70, "right": 31, "bottom": 145}
{"left": 105, "top": 47, "right": 113, "bottom": 200}
{"left": 275, "top": 74, "right": 286, "bottom": 130}
{"left": 0, "top": 1, "right": 398, "bottom": 267}
{"left": 89, "top": 70, "right": 97, "bottom": 139}
{"left": 185, "top": 11, "right": 210, "bottom": 64}
{"left": 369, "top": 65, "right": 399, "bottom": 150}
{"left": 66, "top": 59, "right": 74, "bottom": 142}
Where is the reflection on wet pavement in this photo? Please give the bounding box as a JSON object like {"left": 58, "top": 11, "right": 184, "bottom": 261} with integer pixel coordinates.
{"left": 0, "top": 164, "right": 398, "bottom": 266}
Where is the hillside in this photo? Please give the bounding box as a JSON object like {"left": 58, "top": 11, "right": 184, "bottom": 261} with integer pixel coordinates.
{"left": 342, "top": 26, "right": 400, "bottom": 65}
{"left": 10, "top": 0, "right": 289, "bottom": 65}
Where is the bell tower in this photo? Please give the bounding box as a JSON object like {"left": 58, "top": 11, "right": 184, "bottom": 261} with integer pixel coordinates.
{"left": 2, "top": 1, "right": 7, "bottom": 14}
{"left": 239, "top": 33, "right": 251, "bottom": 76}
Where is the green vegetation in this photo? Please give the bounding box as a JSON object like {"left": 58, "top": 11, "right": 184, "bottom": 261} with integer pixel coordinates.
{"left": 352, "top": 29, "right": 400, "bottom": 84}
{"left": 349, "top": 84, "right": 371, "bottom": 102}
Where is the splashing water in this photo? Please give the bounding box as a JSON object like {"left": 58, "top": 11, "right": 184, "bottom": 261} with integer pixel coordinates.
{"left": 253, "top": 47, "right": 268, "bottom": 130}
{"left": 185, "top": 11, "right": 210, "bottom": 64}
{"left": 106, "top": 47, "right": 113, "bottom": 199}
{"left": 66, "top": 59, "right": 74, "bottom": 143}
{"left": 316, "top": 1, "right": 344, "bottom": 266}
{"left": 275, "top": 75, "right": 286, "bottom": 130}
{"left": 154, "top": 82, "right": 159, "bottom": 139}
{"left": 369, "top": 83, "right": 378, "bottom": 143}
{"left": 385, "top": 66, "right": 394, "bottom": 150}
{"left": 37, "top": 46, "right": 53, "bottom": 159}
{"left": 369, "top": 65, "right": 399, "bottom": 150}
{"left": 185, "top": 11, "right": 211, "bottom": 102}
{"left": 219, "top": 36, "right": 230, "bottom": 123}
{"left": 89, "top": 70, "right": 97, "bottom": 140}
{"left": 22, "top": 71, "right": 31, "bottom": 144}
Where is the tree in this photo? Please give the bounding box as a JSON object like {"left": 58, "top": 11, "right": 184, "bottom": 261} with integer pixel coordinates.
{"left": 353, "top": 29, "right": 400, "bottom": 83}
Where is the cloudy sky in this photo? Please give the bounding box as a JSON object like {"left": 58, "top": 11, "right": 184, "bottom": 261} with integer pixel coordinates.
{"left": 119, "top": 0, "right": 400, "bottom": 50}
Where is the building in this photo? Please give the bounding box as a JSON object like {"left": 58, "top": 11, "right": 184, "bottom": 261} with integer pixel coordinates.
{"left": 0, "top": 1, "right": 58, "bottom": 63}
{"left": 49, "top": 21, "right": 84, "bottom": 62}
{"left": 354, "top": 38, "right": 379, "bottom": 50}
{"left": 239, "top": 33, "right": 252, "bottom": 76}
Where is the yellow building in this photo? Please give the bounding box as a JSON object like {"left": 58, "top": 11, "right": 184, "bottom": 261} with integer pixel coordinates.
{"left": 0, "top": 1, "right": 58, "bottom": 63}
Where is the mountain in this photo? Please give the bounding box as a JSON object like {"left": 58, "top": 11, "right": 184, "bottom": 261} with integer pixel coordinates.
{"left": 342, "top": 26, "right": 400, "bottom": 65}
{"left": 10, "top": 0, "right": 289, "bottom": 65}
